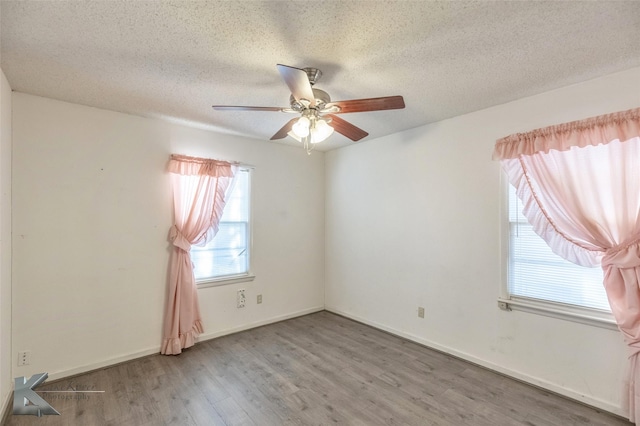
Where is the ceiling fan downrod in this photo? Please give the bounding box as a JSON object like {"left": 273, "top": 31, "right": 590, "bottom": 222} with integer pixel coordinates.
{"left": 303, "top": 68, "right": 322, "bottom": 86}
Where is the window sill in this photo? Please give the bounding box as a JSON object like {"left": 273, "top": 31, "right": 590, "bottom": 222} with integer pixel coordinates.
{"left": 197, "top": 274, "right": 255, "bottom": 289}
{"left": 497, "top": 297, "right": 618, "bottom": 331}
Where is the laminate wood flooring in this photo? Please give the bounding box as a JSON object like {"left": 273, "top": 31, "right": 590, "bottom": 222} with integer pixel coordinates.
{"left": 4, "top": 311, "right": 631, "bottom": 425}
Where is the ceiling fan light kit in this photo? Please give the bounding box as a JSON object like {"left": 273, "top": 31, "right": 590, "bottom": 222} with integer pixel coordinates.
{"left": 212, "top": 64, "right": 405, "bottom": 154}
{"left": 287, "top": 114, "right": 335, "bottom": 153}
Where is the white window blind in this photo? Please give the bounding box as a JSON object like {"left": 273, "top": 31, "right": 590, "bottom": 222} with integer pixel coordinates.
{"left": 191, "top": 169, "right": 251, "bottom": 281}
{"left": 508, "top": 184, "right": 610, "bottom": 312}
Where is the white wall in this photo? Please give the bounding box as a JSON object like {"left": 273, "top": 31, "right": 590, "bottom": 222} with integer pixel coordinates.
{"left": 325, "top": 67, "right": 640, "bottom": 415}
{"left": 0, "top": 69, "right": 13, "bottom": 415}
{"left": 11, "top": 93, "right": 325, "bottom": 380}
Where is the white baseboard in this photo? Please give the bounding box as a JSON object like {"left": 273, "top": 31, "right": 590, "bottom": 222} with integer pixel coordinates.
{"left": 46, "top": 306, "right": 324, "bottom": 382}
{"left": 198, "top": 306, "right": 325, "bottom": 341}
{"left": 325, "top": 307, "right": 625, "bottom": 418}
{"left": 47, "top": 346, "right": 161, "bottom": 382}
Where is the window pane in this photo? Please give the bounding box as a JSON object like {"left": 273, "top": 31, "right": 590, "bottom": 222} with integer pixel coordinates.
{"left": 222, "top": 171, "right": 249, "bottom": 222}
{"left": 192, "top": 169, "right": 250, "bottom": 281}
{"left": 508, "top": 185, "right": 610, "bottom": 312}
{"left": 192, "top": 222, "right": 248, "bottom": 279}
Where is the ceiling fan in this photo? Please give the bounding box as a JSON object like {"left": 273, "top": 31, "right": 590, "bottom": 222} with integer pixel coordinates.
{"left": 212, "top": 64, "right": 405, "bottom": 153}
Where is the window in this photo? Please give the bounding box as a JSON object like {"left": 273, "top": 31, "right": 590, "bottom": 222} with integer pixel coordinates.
{"left": 191, "top": 168, "right": 253, "bottom": 286}
{"left": 504, "top": 183, "right": 614, "bottom": 326}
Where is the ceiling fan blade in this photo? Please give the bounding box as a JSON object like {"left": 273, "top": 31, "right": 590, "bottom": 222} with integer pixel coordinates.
{"left": 212, "top": 105, "right": 283, "bottom": 112}
{"left": 270, "top": 118, "right": 298, "bottom": 140}
{"left": 277, "top": 64, "right": 316, "bottom": 107}
{"left": 326, "top": 96, "right": 405, "bottom": 114}
{"left": 327, "top": 114, "right": 368, "bottom": 142}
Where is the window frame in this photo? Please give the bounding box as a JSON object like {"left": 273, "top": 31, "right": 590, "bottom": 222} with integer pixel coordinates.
{"left": 498, "top": 174, "right": 617, "bottom": 330}
{"left": 194, "top": 166, "right": 255, "bottom": 288}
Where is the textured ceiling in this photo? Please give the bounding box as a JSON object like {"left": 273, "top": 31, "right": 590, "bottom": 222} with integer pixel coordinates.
{"left": 2, "top": 1, "right": 640, "bottom": 151}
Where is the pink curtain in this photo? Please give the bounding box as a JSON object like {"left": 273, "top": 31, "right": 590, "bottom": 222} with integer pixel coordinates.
{"left": 493, "top": 107, "right": 640, "bottom": 422}
{"left": 161, "top": 154, "right": 236, "bottom": 355}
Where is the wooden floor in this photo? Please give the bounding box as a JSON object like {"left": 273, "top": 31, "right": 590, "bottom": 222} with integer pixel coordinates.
{"left": 4, "top": 311, "right": 631, "bottom": 425}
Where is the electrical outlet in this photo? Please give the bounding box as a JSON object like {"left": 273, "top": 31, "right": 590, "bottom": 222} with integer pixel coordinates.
{"left": 257, "top": 294, "right": 262, "bottom": 304}
{"left": 418, "top": 307, "right": 425, "bottom": 318}
{"left": 237, "top": 289, "right": 246, "bottom": 308}
{"left": 18, "top": 351, "right": 31, "bottom": 366}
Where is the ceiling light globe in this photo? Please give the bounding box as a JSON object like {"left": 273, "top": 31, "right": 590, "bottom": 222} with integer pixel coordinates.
{"left": 310, "top": 119, "right": 334, "bottom": 144}
{"left": 292, "top": 117, "right": 310, "bottom": 138}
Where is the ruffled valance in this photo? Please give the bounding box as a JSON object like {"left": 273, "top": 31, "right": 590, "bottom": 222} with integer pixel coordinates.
{"left": 493, "top": 107, "right": 640, "bottom": 160}
{"left": 168, "top": 154, "right": 236, "bottom": 177}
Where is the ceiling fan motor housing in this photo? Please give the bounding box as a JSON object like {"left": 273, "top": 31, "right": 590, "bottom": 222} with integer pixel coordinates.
{"left": 289, "top": 88, "right": 331, "bottom": 111}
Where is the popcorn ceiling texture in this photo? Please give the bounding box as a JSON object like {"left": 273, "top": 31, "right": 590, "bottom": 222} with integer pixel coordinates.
{"left": 1, "top": 1, "right": 639, "bottom": 151}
